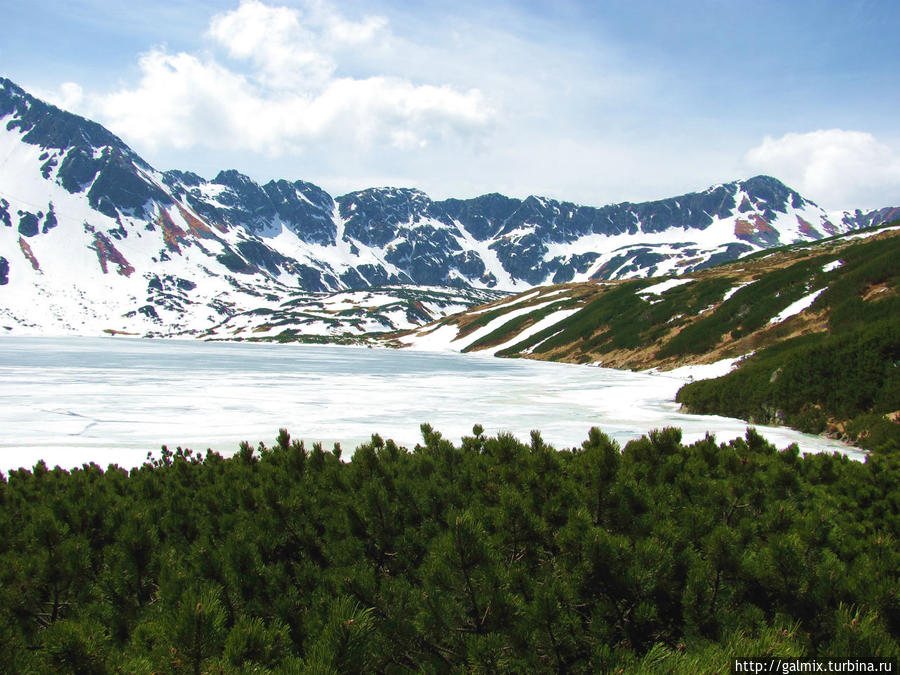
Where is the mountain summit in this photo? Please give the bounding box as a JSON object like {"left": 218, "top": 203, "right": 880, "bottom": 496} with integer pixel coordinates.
{"left": 0, "top": 76, "right": 895, "bottom": 336}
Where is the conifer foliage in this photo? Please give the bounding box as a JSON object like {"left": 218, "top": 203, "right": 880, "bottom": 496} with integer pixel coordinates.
{"left": 0, "top": 427, "right": 897, "bottom": 672}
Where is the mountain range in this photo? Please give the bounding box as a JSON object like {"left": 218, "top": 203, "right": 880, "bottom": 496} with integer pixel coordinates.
{"left": 1, "top": 75, "right": 897, "bottom": 337}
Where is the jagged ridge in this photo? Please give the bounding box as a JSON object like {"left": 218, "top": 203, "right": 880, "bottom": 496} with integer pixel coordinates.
{"left": 0, "top": 75, "right": 894, "bottom": 337}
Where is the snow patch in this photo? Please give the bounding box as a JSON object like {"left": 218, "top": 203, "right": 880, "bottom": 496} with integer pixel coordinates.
{"left": 722, "top": 281, "right": 753, "bottom": 302}
{"left": 401, "top": 298, "right": 566, "bottom": 353}
{"left": 469, "top": 290, "right": 541, "bottom": 314}
{"left": 841, "top": 224, "right": 900, "bottom": 241}
{"left": 398, "top": 323, "right": 461, "bottom": 351}
{"left": 450, "top": 299, "right": 561, "bottom": 351}
{"left": 482, "top": 308, "right": 581, "bottom": 356}
{"left": 642, "top": 356, "right": 744, "bottom": 381}
{"left": 638, "top": 278, "right": 694, "bottom": 296}
{"left": 769, "top": 288, "right": 826, "bottom": 324}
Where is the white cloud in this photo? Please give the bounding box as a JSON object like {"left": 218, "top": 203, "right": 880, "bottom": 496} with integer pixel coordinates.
{"left": 97, "top": 51, "right": 253, "bottom": 151}
{"left": 745, "top": 129, "right": 900, "bottom": 210}
{"left": 83, "top": 1, "right": 493, "bottom": 160}
{"left": 33, "top": 81, "right": 85, "bottom": 112}
{"left": 207, "top": 0, "right": 335, "bottom": 90}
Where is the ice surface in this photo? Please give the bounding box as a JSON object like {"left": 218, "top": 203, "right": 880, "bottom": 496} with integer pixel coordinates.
{"left": 0, "top": 337, "right": 863, "bottom": 472}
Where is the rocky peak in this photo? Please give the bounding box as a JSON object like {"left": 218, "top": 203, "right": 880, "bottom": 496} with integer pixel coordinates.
{"left": 736, "top": 175, "right": 811, "bottom": 216}
{"left": 438, "top": 193, "right": 522, "bottom": 241}
{"left": 163, "top": 170, "right": 206, "bottom": 189}
{"left": 0, "top": 77, "right": 145, "bottom": 169}
{"left": 209, "top": 170, "right": 277, "bottom": 232}
{"left": 262, "top": 179, "right": 336, "bottom": 245}
{"left": 338, "top": 187, "right": 440, "bottom": 248}
{"left": 212, "top": 169, "right": 258, "bottom": 190}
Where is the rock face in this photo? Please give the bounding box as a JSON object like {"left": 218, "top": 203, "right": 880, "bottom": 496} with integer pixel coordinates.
{"left": 0, "top": 75, "right": 895, "bottom": 336}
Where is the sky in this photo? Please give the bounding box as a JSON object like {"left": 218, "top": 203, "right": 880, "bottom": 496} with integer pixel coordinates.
{"left": 3, "top": 0, "right": 899, "bottom": 211}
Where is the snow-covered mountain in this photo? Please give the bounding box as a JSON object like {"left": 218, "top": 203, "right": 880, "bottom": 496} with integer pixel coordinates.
{"left": 0, "top": 76, "right": 895, "bottom": 337}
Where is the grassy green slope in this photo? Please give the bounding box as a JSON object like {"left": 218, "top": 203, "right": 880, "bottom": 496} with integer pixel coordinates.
{"left": 676, "top": 232, "right": 900, "bottom": 453}
{"left": 395, "top": 224, "right": 900, "bottom": 452}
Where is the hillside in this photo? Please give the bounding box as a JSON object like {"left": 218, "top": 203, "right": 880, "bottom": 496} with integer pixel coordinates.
{"left": 1, "top": 76, "right": 895, "bottom": 337}
{"left": 394, "top": 223, "right": 900, "bottom": 452}
{"left": 197, "top": 285, "right": 508, "bottom": 343}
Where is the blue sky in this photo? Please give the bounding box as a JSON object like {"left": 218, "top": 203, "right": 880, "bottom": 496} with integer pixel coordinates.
{"left": 3, "top": 0, "right": 899, "bottom": 210}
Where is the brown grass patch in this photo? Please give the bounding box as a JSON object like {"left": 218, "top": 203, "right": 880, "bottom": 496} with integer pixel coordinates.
{"left": 796, "top": 215, "right": 817, "bottom": 236}
{"left": 91, "top": 232, "right": 135, "bottom": 276}
{"left": 862, "top": 283, "right": 896, "bottom": 302}
{"left": 176, "top": 204, "right": 220, "bottom": 238}
{"left": 18, "top": 237, "right": 40, "bottom": 271}
{"left": 158, "top": 209, "right": 187, "bottom": 253}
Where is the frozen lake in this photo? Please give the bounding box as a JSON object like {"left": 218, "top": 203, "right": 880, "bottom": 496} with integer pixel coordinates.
{"left": 0, "top": 336, "right": 862, "bottom": 472}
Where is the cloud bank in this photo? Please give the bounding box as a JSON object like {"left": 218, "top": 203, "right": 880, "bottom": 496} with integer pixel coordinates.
{"left": 745, "top": 129, "right": 900, "bottom": 211}
{"left": 29, "top": 1, "right": 899, "bottom": 211}
{"left": 68, "top": 1, "right": 494, "bottom": 158}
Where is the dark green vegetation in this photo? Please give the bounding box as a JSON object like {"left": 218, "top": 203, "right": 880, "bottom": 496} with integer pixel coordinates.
{"left": 493, "top": 277, "right": 735, "bottom": 359}
{"left": 488, "top": 227, "right": 899, "bottom": 370}
{"left": 2, "top": 427, "right": 898, "bottom": 672}
{"left": 677, "top": 232, "right": 900, "bottom": 453}
{"left": 462, "top": 296, "right": 583, "bottom": 353}
{"left": 677, "top": 318, "right": 900, "bottom": 453}
{"left": 427, "top": 226, "right": 900, "bottom": 453}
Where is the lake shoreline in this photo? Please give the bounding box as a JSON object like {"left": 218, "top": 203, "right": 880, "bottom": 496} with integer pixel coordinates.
{"left": 0, "top": 336, "right": 863, "bottom": 473}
